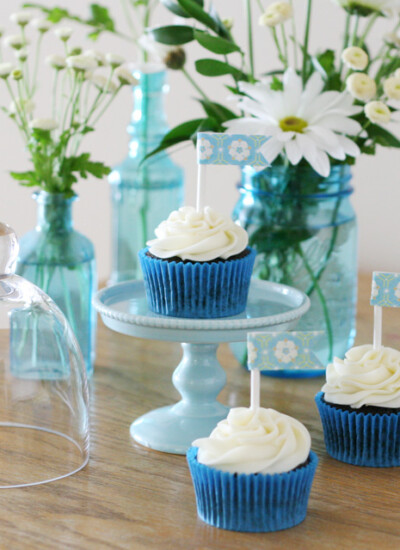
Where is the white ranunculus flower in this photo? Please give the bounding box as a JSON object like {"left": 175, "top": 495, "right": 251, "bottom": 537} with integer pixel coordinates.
{"left": 0, "top": 62, "right": 15, "bottom": 78}
{"left": 364, "top": 101, "right": 391, "bottom": 123}
{"left": 29, "top": 118, "right": 58, "bottom": 131}
{"left": 84, "top": 49, "right": 107, "bottom": 67}
{"left": 3, "top": 34, "right": 26, "bottom": 50}
{"left": 332, "top": 0, "right": 400, "bottom": 16}
{"left": 105, "top": 53, "right": 125, "bottom": 68}
{"left": 114, "top": 66, "right": 137, "bottom": 86}
{"left": 67, "top": 54, "right": 98, "bottom": 72}
{"left": 225, "top": 68, "right": 362, "bottom": 177}
{"left": 384, "top": 76, "right": 400, "bottom": 99}
{"left": 9, "top": 97, "right": 35, "bottom": 115}
{"left": 346, "top": 72, "right": 376, "bottom": 101}
{"left": 341, "top": 47, "right": 368, "bottom": 70}
{"left": 54, "top": 27, "right": 73, "bottom": 41}
{"left": 10, "top": 11, "right": 34, "bottom": 26}
{"left": 31, "top": 18, "right": 52, "bottom": 33}
{"left": 46, "top": 54, "right": 66, "bottom": 70}
{"left": 259, "top": 1, "right": 293, "bottom": 27}
{"left": 90, "top": 74, "right": 118, "bottom": 93}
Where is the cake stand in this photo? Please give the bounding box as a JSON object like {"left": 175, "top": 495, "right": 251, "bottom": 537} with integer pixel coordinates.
{"left": 94, "top": 280, "right": 310, "bottom": 455}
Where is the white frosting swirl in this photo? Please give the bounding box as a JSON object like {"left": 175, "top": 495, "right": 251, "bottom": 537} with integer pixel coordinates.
{"left": 192, "top": 407, "right": 311, "bottom": 475}
{"left": 147, "top": 206, "right": 248, "bottom": 262}
{"left": 322, "top": 344, "right": 400, "bottom": 408}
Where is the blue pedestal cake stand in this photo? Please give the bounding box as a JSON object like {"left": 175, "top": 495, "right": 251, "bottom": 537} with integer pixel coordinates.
{"left": 94, "top": 280, "right": 310, "bottom": 455}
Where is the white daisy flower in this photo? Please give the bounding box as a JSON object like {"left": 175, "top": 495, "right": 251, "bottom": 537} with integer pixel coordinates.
{"left": 332, "top": 0, "right": 400, "bottom": 16}
{"left": 228, "top": 139, "right": 251, "bottom": 162}
{"left": 225, "top": 68, "right": 362, "bottom": 177}
{"left": 341, "top": 47, "right": 368, "bottom": 71}
{"left": 0, "top": 62, "right": 15, "bottom": 78}
{"left": 10, "top": 11, "right": 34, "bottom": 26}
{"left": 384, "top": 76, "right": 400, "bottom": 100}
{"left": 67, "top": 54, "right": 98, "bottom": 72}
{"left": 3, "top": 34, "right": 26, "bottom": 50}
{"left": 31, "top": 18, "right": 52, "bottom": 33}
{"left": 84, "top": 49, "right": 107, "bottom": 67}
{"left": 259, "top": 2, "right": 293, "bottom": 27}
{"left": 54, "top": 27, "right": 73, "bottom": 41}
{"left": 90, "top": 74, "right": 118, "bottom": 93}
{"left": 364, "top": 101, "right": 391, "bottom": 123}
{"left": 46, "top": 54, "right": 66, "bottom": 70}
{"left": 9, "top": 97, "right": 35, "bottom": 115}
{"left": 346, "top": 72, "right": 376, "bottom": 101}
{"left": 29, "top": 118, "right": 58, "bottom": 131}
{"left": 114, "top": 66, "right": 138, "bottom": 86}
{"left": 105, "top": 53, "right": 125, "bottom": 68}
{"left": 273, "top": 339, "right": 298, "bottom": 364}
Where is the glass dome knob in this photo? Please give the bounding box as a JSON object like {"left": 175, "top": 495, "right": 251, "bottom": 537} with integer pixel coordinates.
{"left": 0, "top": 223, "right": 19, "bottom": 275}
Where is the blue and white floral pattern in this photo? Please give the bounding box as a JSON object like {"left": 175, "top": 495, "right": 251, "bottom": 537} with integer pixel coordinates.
{"left": 370, "top": 272, "right": 400, "bottom": 307}
{"left": 247, "top": 331, "right": 324, "bottom": 371}
{"left": 197, "top": 132, "right": 270, "bottom": 166}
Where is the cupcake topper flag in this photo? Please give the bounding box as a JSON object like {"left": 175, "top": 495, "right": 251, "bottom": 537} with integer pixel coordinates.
{"left": 370, "top": 272, "right": 400, "bottom": 349}
{"left": 196, "top": 132, "right": 270, "bottom": 211}
{"left": 247, "top": 331, "right": 324, "bottom": 409}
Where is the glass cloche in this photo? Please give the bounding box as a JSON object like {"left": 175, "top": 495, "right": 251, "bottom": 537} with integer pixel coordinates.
{"left": 0, "top": 223, "right": 89, "bottom": 487}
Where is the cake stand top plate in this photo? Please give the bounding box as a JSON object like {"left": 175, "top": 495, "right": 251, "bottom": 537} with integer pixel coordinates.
{"left": 94, "top": 280, "right": 310, "bottom": 344}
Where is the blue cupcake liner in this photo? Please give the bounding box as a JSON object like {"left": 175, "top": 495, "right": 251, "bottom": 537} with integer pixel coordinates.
{"left": 186, "top": 446, "right": 318, "bottom": 532}
{"left": 315, "top": 391, "right": 400, "bottom": 467}
{"left": 139, "top": 247, "right": 256, "bottom": 319}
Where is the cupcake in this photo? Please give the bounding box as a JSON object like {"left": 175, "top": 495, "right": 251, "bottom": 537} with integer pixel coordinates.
{"left": 316, "top": 344, "right": 400, "bottom": 467}
{"left": 139, "top": 206, "right": 256, "bottom": 318}
{"left": 187, "top": 407, "right": 318, "bottom": 532}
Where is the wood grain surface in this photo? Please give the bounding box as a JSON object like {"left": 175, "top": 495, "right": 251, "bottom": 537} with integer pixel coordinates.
{"left": 1, "top": 273, "right": 400, "bottom": 550}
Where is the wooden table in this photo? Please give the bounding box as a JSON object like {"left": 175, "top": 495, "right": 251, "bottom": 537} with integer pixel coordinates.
{"left": 2, "top": 274, "right": 400, "bottom": 550}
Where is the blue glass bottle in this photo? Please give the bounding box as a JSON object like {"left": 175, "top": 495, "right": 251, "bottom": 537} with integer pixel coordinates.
{"left": 15, "top": 191, "right": 97, "bottom": 377}
{"left": 108, "top": 67, "right": 184, "bottom": 284}
{"left": 231, "top": 164, "right": 358, "bottom": 377}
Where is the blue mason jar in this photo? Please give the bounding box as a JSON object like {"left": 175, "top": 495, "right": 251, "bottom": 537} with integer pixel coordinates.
{"left": 108, "top": 66, "right": 184, "bottom": 284}
{"left": 15, "top": 191, "right": 97, "bottom": 377}
{"left": 232, "top": 164, "right": 358, "bottom": 377}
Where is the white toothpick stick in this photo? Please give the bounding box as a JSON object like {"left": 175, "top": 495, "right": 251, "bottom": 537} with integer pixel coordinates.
{"left": 373, "top": 305, "right": 382, "bottom": 349}
{"left": 250, "top": 369, "right": 260, "bottom": 410}
{"left": 196, "top": 164, "right": 206, "bottom": 212}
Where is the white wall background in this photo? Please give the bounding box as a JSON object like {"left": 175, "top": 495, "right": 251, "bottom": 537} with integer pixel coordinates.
{"left": 0, "top": 0, "right": 399, "bottom": 281}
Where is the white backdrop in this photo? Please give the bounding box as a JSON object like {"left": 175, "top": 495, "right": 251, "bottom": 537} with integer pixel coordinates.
{"left": 0, "top": 0, "right": 399, "bottom": 281}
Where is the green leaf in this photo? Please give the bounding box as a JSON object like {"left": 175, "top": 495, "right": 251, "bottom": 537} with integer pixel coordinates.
{"left": 195, "top": 59, "right": 247, "bottom": 80}
{"left": 367, "top": 124, "right": 400, "bottom": 148}
{"left": 88, "top": 4, "right": 115, "bottom": 31}
{"left": 270, "top": 76, "right": 283, "bottom": 91}
{"left": 194, "top": 30, "right": 240, "bottom": 55}
{"left": 160, "top": 0, "right": 190, "bottom": 17}
{"left": 10, "top": 170, "right": 38, "bottom": 187}
{"left": 149, "top": 25, "right": 194, "bottom": 45}
{"left": 176, "top": 0, "right": 220, "bottom": 34}
{"left": 198, "top": 99, "right": 238, "bottom": 122}
{"left": 250, "top": 227, "right": 315, "bottom": 254}
{"left": 22, "top": 3, "right": 84, "bottom": 24}
{"left": 313, "top": 49, "right": 335, "bottom": 78}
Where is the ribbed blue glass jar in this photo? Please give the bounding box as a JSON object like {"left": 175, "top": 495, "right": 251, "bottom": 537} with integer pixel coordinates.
{"left": 15, "top": 191, "right": 97, "bottom": 377}
{"left": 232, "top": 164, "right": 358, "bottom": 377}
{"left": 108, "top": 66, "right": 184, "bottom": 284}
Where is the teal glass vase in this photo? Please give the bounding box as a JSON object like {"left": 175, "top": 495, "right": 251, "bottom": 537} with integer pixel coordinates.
{"left": 108, "top": 66, "right": 184, "bottom": 284}
{"left": 231, "top": 164, "right": 358, "bottom": 377}
{"left": 15, "top": 191, "right": 97, "bottom": 377}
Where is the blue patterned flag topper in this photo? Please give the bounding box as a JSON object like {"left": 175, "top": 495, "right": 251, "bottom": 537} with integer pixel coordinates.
{"left": 197, "top": 132, "right": 270, "bottom": 166}
{"left": 371, "top": 272, "right": 400, "bottom": 307}
{"left": 247, "top": 331, "right": 324, "bottom": 371}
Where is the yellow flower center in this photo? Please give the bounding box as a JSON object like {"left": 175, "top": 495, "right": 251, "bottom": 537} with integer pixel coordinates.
{"left": 279, "top": 116, "right": 308, "bottom": 133}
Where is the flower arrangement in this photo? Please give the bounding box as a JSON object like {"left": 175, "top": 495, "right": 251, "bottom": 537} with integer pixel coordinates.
{"left": 0, "top": 9, "right": 136, "bottom": 197}
{"left": 148, "top": 0, "right": 400, "bottom": 173}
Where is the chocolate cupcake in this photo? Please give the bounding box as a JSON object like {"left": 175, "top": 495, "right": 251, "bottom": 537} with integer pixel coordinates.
{"left": 187, "top": 407, "right": 318, "bottom": 532}
{"left": 316, "top": 344, "right": 400, "bottom": 467}
{"left": 139, "top": 206, "right": 256, "bottom": 318}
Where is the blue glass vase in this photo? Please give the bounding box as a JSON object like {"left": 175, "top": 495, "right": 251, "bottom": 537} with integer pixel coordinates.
{"left": 15, "top": 191, "right": 97, "bottom": 377}
{"left": 108, "top": 67, "right": 184, "bottom": 284}
{"left": 231, "top": 164, "right": 358, "bottom": 377}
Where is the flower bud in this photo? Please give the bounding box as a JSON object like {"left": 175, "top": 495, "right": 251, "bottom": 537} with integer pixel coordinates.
{"left": 0, "top": 62, "right": 14, "bottom": 78}
{"left": 3, "top": 34, "right": 26, "bottom": 50}
{"left": 105, "top": 53, "right": 125, "bottom": 68}
{"left": 46, "top": 54, "right": 66, "bottom": 70}
{"left": 67, "top": 54, "right": 98, "bottom": 72}
{"left": 54, "top": 27, "right": 73, "bottom": 41}
{"left": 10, "top": 11, "right": 34, "bottom": 27}
{"left": 31, "top": 18, "right": 53, "bottom": 34}
{"left": 164, "top": 47, "right": 186, "bottom": 70}
{"left": 90, "top": 74, "right": 118, "bottom": 93}
{"left": 30, "top": 118, "right": 59, "bottom": 131}
{"left": 259, "top": 2, "right": 293, "bottom": 27}
{"left": 11, "top": 69, "right": 23, "bottom": 81}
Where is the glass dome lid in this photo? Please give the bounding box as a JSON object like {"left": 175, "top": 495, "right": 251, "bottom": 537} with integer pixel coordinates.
{"left": 0, "top": 223, "right": 89, "bottom": 488}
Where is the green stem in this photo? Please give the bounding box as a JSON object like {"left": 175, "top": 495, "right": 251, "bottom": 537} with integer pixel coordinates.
{"left": 52, "top": 70, "right": 59, "bottom": 120}
{"left": 351, "top": 15, "right": 360, "bottom": 46}
{"left": 339, "top": 12, "right": 351, "bottom": 73}
{"left": 281, "top": 24, "right": 289, "bottom": 67}
{"left": 272, "top": 28, "right": 286, "bottom": 65}
{"left": 358, "top": 11, "right": 379, "bottom": 47}
{"left": 30, "top": 33, "right": 43, "bottom": 97}
{"left": 181, "top": 67, "right": 227, "bottom": 121}
{"left": 120, "top": 0, "right": 138, "bottom": 43}
{"left": 302, "top": 0, "right": 312, "bottom": 83}
{"left": 295, "top": 244, "right": 334, "bottom": 362}
{"left": 289, "top": 0, "right": 298, "bottom": 69}
{"left": 245, "top": 0, "right": 255, "bottom": 81}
